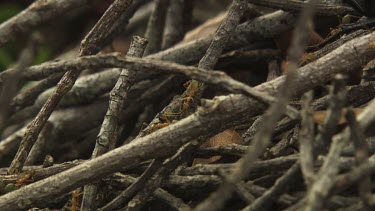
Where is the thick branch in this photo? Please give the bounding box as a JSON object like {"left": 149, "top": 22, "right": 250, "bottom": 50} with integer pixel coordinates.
{"left": 0, "top": 31, "right": 373, "bottom": 210}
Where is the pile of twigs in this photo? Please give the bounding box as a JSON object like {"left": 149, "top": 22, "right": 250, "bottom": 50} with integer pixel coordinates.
{"left": 0, "top": 0, "right": 374, "bottom": 210}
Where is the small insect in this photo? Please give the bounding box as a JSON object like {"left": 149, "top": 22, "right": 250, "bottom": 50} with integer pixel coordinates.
{"left": 182, "top": 80, "right": 202, "bottom": 110}
{"left": 15, "top": 170, "right": 34, "bottom": 186}
{"left": 299, "top": 53, "right": 317, "bottom": 66}
{"left": 164, "top": 80, "right": 203, "bottom": 117}
{"left": 148, "top": 114, "right": 172, "bottom": 134}
{"left": 147, "top": 80, "right": 203, "bottom": 134}
{"left": 70, "top": 188, "right": 82, "bottom": 211}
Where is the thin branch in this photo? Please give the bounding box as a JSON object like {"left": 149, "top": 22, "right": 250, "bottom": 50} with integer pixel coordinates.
{"left": 21, "top": 53, "right": 300, "bottom": 119}
{"left": 193, "top": 67, "right": 296, "bottom": 211}
{"left": 143, "top": 0, "right": 169, "bottom": 55}
{"left": 81, "top": 36, "right": 147, "bottom": 210}
{"left": 11, "top": 10, "right": 295, "bottom": 80}
{"left": 242, "top": 116, "right": 262, "bottom": 144}
{"left": 195, "top": 143, "right": 248, "bottom": 157}
{"left": 123, "top": 143, "right": 195, "bottom": 211}
{"left": 335, "top": 154, "right": 375, "bottom": 193}
{"left": 314, "top": 74, "right": 347, "bottom": 154}
{"left": 299, "top": 91, "right": 315, "bottom": 188}
{"left": 245, "top": 0, "right": 355, "bottom": 16}
{"left": 10, "top": 73, "right": 63, "bottom": 114}
{"left": 99, "top": 160, "right": 163, "bottom": 211}
{"left": 242, "top": 58, "right": 281, "bottom": 143}
{"left": 193, "top": 0, "right": 317, "bottom": 209}
{"left": 0, "top": 31, "right": 373, "bottom": 210}
{"left": 148, "top": 10, "right": 295, "bottom": 65}
{"left": 139, "top": 0, "right": 248, "bottom": 136}
{"left": 151, "top": 188, "right": 191, "bottom": 211}
{"left": 241, "top": 163, "right": 301, "bottom": 211}
{"left": 305, "top": 102, "right": 375, "bottom": 210}
{"left": 346, "top": 108, "right": 372, "bottom": 209}
{"left": 7, "top": 0, "right": 135, "bottom": 175}
{"left": 178, "top": 155, "right": 298, "bottom": 177}
{"left": 302, "top": 29, "right": 368, "bottom": 66}
{"left": 102, "top": 0, "right": 152, "bottom": 48}
{"left": 162, "top": 0, "right": 186, "bottom": 49}
{"left": 0, "top": 35, "right": 38, "bottom": 129}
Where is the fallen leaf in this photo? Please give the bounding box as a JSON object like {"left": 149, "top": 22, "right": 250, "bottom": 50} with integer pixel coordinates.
{"left": 192, "top": 129, "right": 243, "bottom": 166}
{"left": 182, "top": 12, "right": 227, "bottom": 43}
{"left": 313, "top": 107, "right": 364, "bottom": 125}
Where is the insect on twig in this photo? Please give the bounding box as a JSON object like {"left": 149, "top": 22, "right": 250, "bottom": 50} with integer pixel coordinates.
{"left": 15, "top": 170, "right": 34, "bottom": 186}
{"left": 163, "top": 80, "right": 202, "bottom": 117}
{"left": 148, "top": 80, "right": 203, "bottom": 134}
{"left": 69, "top": 188, "right": 82, "bottom": 211}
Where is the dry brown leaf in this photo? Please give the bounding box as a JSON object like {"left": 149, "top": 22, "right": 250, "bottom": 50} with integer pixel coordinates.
{"left": 313, "top": 107, "right": 364, "bottom": 125}
{"left": 182, "top": 12, "right": 227, "bottom": 43}
{"left": 274, "top": 29, "right": 324, "bottom": 59}
{"left": 192, "top": 129, "right": 244, "bottom": 166}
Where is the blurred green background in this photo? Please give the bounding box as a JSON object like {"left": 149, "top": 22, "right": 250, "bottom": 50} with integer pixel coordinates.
{"left": 0, "top": 0, "right": 108, "bottom": 71}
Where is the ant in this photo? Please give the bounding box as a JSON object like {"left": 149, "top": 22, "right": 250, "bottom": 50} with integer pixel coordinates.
{"left": 180, "top": 80, "right": 202, "bottom": 113}
{"left": 66, "top": 188, "right": 81, "bottom": 211}
{"left": 164, "top": 80, "right": 202, "bottom": 117}
{"left": 147, "top": 80, "right": 203, "bottom": 134}
{"left": 15, "top": 170, "right": 34, "bottom": 186}
{"left": 148, "top": 114, "right": 172, "bottom": 134}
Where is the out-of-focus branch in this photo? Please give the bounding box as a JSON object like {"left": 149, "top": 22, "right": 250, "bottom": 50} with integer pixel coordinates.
{"left": 0, "top": 30, "right": 373, "bottom": 211}
{"left": 0, "top": 0, "right": 87, "bottom": 48}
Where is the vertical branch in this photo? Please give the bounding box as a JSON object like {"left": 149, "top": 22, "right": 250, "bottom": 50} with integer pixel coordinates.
{"left": 346, "top": 108, "right": 372, "bottom": 210}
{"left": 314, "top": 74, "right": 348, "bottom": 153}
{"left": 81, "top": 36, "right": 147, "bottom": 210}
{"left": 140, "top": 0, "right": 248, "bottom": 136}
{"left": 7, "top": 0, "right": 134, "bottom": 175}
{"left": 94, "top": 36, "right": 148, "bottom": 157}
{"left": 79, "top": 0, "right": 135, "bottom": 56}
{"left": 0, "top": 34, "right": 38, "bottom": 129}
{"left": 102, "top": 0, "right": 151, "bottom": 48}
{"left": 299, "top": 91, "right": 315, "bottom": 188}
{"left": 143, "top": 0, "right": 169, "bottom": 55}
{"left": 192, "top": 0, "right": 248, "bottom": 101}
{"left": 242, "top": 116, "right": 263, "bottom": 144}
{"left": 305, "top": 81, "right": 373, "bottom": 210}
{"left": 124, "top": 143, "right": 195, "bottom": 211}
{"left": 197, "top": 0, "right": 246, "bottom": 71}
{"left": 162, "top": 0, "right": 186, "bottom": 49}
{"left": 193, "top": 0, "right": 318, "bottom": 210}
{"left": 242, "top": 59, "right": 281, "bottom": 143}
{"left": 267, "top": 59, "right": 281, "bottom": 81}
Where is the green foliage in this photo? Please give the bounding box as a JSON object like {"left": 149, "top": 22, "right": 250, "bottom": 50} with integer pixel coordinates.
{"left": 0, "top": 48, "right": 13, "bottom": 70}
{"left": 0, "top": 3, "right": 22, "bottom": 70}
{"left": 34, "top": 46, "right": 52, "bottom": 65}
{"left": 0, "top": 3, "right": 22, "bottom": 23}
{"left": 3, "top": 183, "right": 17, "bottom": 194}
